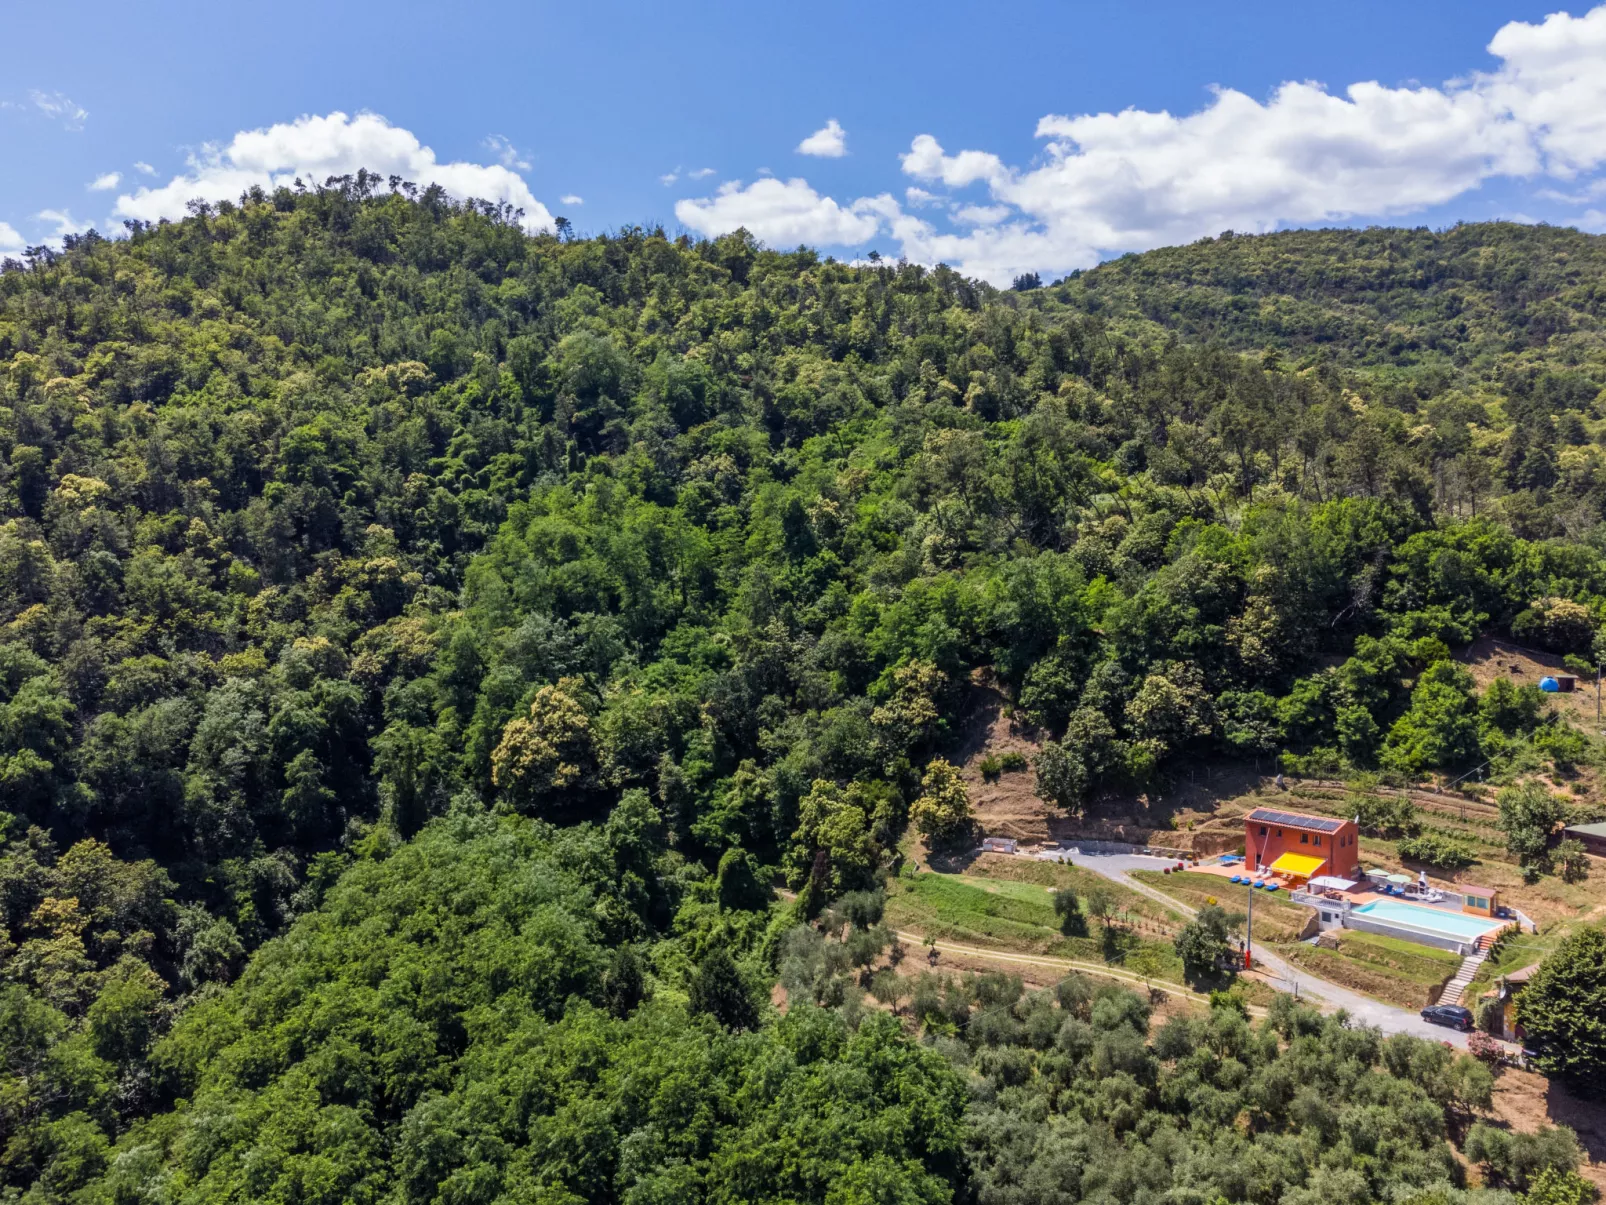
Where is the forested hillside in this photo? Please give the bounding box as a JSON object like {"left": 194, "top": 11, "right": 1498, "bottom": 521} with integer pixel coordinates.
{"left": 0, "top": 181, "right": 1603, "bottom": 1200}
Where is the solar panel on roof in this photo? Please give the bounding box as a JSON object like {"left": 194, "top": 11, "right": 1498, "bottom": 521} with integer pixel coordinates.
{"left": 1245, "top": 808, "right": 1344, "bottom": 832}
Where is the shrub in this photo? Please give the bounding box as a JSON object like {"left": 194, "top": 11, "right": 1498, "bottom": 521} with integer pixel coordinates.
{"left": 1351, "top": 792, "right": 1421, "bottom": 839}
{"left": 1052, "top": 888, "right": 1086, "bottom": 937}
{"left": 1466, "top": 1029, "right": 1503, "bottom": 1065}
{"left": 1554, "top": 838, "right": 1590, "bottom": 884}
{"left": 1520, "top": 1167, "right": 1598, "bottom": 1205}
{"left": 1476, "top": 996, "right": 1505, "bottom": 1035}
{"left": 1397, "top": 832, "right": 1475, "bottom": 869}
{"left": 998, "top": 752, "right": 1029, "bottom": 772}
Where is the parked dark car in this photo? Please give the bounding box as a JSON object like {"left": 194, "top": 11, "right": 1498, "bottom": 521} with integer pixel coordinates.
{"left": 1420, "top": 1004, "right": 1474, "bottom": 1031}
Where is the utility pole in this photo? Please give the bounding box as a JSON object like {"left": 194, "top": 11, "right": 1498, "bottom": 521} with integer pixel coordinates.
{"left": 1245, "top": 875, "right": 1254, "bottom": 970}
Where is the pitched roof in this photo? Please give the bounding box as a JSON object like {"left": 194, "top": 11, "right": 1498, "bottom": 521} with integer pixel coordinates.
{"left": 1565, "top": 821, "right": 1606, "bottom": 838}
{"left": 1245, "top": 808, "right": 1345, "bottom": 833}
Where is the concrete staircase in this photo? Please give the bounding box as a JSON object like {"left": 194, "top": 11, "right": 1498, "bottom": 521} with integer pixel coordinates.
{"left": 1439, "top": 948, "right": 1489, "bottom": 1007}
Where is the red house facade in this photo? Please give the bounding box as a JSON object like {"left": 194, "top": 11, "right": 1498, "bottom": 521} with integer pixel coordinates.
{"left": 1245, "top": 808, "right": 1362, "bottom": 881}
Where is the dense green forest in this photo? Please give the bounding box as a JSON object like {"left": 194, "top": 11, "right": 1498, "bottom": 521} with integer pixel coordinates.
{"left": 1, "top": 179, "right": 1604, "bottom": 1200}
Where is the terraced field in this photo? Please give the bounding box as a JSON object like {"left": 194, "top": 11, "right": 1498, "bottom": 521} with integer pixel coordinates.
{"left": 1278, "top": 931, "right": 1463, "bottom": 1009}
{"left": 884, "top": 869, "right": 1189, "bottom": 982}
{"left": 1131, "top": 870, "right": 1314, "bottom": 942}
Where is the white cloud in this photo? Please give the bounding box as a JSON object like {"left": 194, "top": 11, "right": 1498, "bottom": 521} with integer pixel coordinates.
{"left": 36, "top": 209, "right": 85, "bottom": 243}
{"left": 28, "top": 90, "right": 88, "bottom": 129}
{"left": 133, "top": 161, "right": 156, "bottom": 175}
{"left": 560, "top": 194, "right": 583, "bottom": 206}
{"left": 660, "top": 168, "right": 680, "bottom": 186}
{"left": 688, "top": 167, "right": 716, "bottom": 179}
{"left": 904, "top": 187, "right": 941, "bottom": 207}
{"left": 675, "top": 177, "right": 882, "bottom": 245}
{"left": 88, "top": 171, "right": 121, "bottom": 191}
{"left": 953, "top": 203, "right": 1011, "bottom": 226}
{"left": 1483, "top": 5, "right": 1606, "bottom": 175}
{"left": 484, "top": 134, "right": 531, "bottom": 171}
{"left": 885, "top": 4, "right": 1606, "bottom": 282}
{"left": 797, "top": 119, "right": 847, "bottom": 158}
{"left": 0, "top": 222, "right": 23, "bottom": 253}
{"left": 900, "top": 134, "right": 1007, "bottom": 188}
{"left": 112, "top": 111, "right": 554, "bottom": 232}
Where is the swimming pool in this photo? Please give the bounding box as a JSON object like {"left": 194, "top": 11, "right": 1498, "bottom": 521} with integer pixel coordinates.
{"left": 1351, "top": 899, "right": 1504, "bottom": 941}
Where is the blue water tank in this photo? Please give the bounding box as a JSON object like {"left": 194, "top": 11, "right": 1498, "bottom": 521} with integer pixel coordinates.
{"left": 1540, "top": 676, "right": 1560, "bottom": 692}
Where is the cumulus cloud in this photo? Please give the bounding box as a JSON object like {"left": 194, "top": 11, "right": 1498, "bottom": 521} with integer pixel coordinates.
{"left": 0, "top": 222, "right": 23, "bottom": 254}
{"left": 878, "top": 3, "right": 1606, "bottom": 282}
{"left": 1483, "top": 4, "right": 1606, "bottom": 175}
{"left": 675, "top": 178, "right": 882, "bottom": 245}
{"left": 688, "top": 167, "right": 716, "bottom": 179}
{"left": 797, "top": 119, "right": 847, "bottom": 158}
{"left": 36, "top": 209, "right": 85, "bottom": 242}
{"left": 88, "top": 172, "right": 121, "bottom": 191}
{"left": 953, "top": 204, "right": 1011, "bottom": 226}
{"left": 900, "top": 134, "right": 1007, "bottom": 188}
{"left": 133, "top": 161, "right": 156, "bottom": 175}
{"left": 560, "top": 194, "right": 583, "bottom": 205}
{"left": 112, "top": 111, "right": 554, "bottom": 232}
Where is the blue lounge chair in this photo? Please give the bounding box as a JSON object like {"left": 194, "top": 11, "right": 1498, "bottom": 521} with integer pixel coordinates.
{"left": 1230, "top": 875, "right": 1242, "bottom": 884}
{"left": 1266, "top": 883, "right": 1279, "bottom": 892}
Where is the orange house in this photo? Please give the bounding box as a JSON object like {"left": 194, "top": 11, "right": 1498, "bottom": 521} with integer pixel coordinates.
{"left": 1245, "top": 808, "right": 1362, "bottom": 882}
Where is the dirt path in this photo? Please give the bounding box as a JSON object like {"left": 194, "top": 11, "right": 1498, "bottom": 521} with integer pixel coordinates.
{"left": 890, "top": 929, "right": 1266, "bottom": 1015}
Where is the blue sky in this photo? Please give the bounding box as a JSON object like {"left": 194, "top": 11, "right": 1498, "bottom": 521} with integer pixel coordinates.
{"left": 4, "top": 0, "right": 1605, "bottom": 282}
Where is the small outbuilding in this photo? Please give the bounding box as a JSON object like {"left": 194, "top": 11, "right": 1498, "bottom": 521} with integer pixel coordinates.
{"left": 1564, "top": 821, "right": 1606, "bottom": 857}
{"left": 1459, "top": 884, "right": 1499, "bottom": 917}
{"left": 1480, "top": 962, "right": 1541, "bottom": 1041}
{"left": 1539, "top": 674, "right": 1578, "bottom": 693}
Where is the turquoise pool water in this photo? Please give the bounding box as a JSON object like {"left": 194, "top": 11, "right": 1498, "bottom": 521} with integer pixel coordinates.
{"left": 1352, "top": 899, "right": 1504, "bottom": 940}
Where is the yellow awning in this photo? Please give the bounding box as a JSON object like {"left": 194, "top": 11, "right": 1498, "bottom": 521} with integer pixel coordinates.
{"left": 1268, "top": 852, "right": 1325, "bottom": 877}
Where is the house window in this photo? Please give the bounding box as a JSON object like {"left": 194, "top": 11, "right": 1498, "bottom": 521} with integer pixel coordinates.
{"left": 1314, "top": 835, "right": 1322, "bottom": 847}
{"left": 1259, "top": 826, "right": 1267, "bottom": 836}
{"left": 1300, "top": 833, "right": 1309, "bottom": 844}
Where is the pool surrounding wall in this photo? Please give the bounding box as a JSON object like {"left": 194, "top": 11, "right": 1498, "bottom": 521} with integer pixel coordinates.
{"left": 1343, "top": 900, "right": 1505, "bottom": 955}
{"left": 1345, "top": 911, "right": 1471, "bottom": 953}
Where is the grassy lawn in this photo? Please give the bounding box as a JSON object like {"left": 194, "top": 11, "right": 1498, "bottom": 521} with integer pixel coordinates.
{"left": 884, "top": 871, "right": 1188, "bottom": 983}
{"left": 1277, "top": 931, "right": 1462, "bottom": 1009}
{"left": 1132, "top": 870, "right": 1314, "bottom": 942}
{"left": 965, "top": 854, "right": 1184, "bottom": 925}
{"left": 1463, "top": 923, "right": 1576, "bottom": 998}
